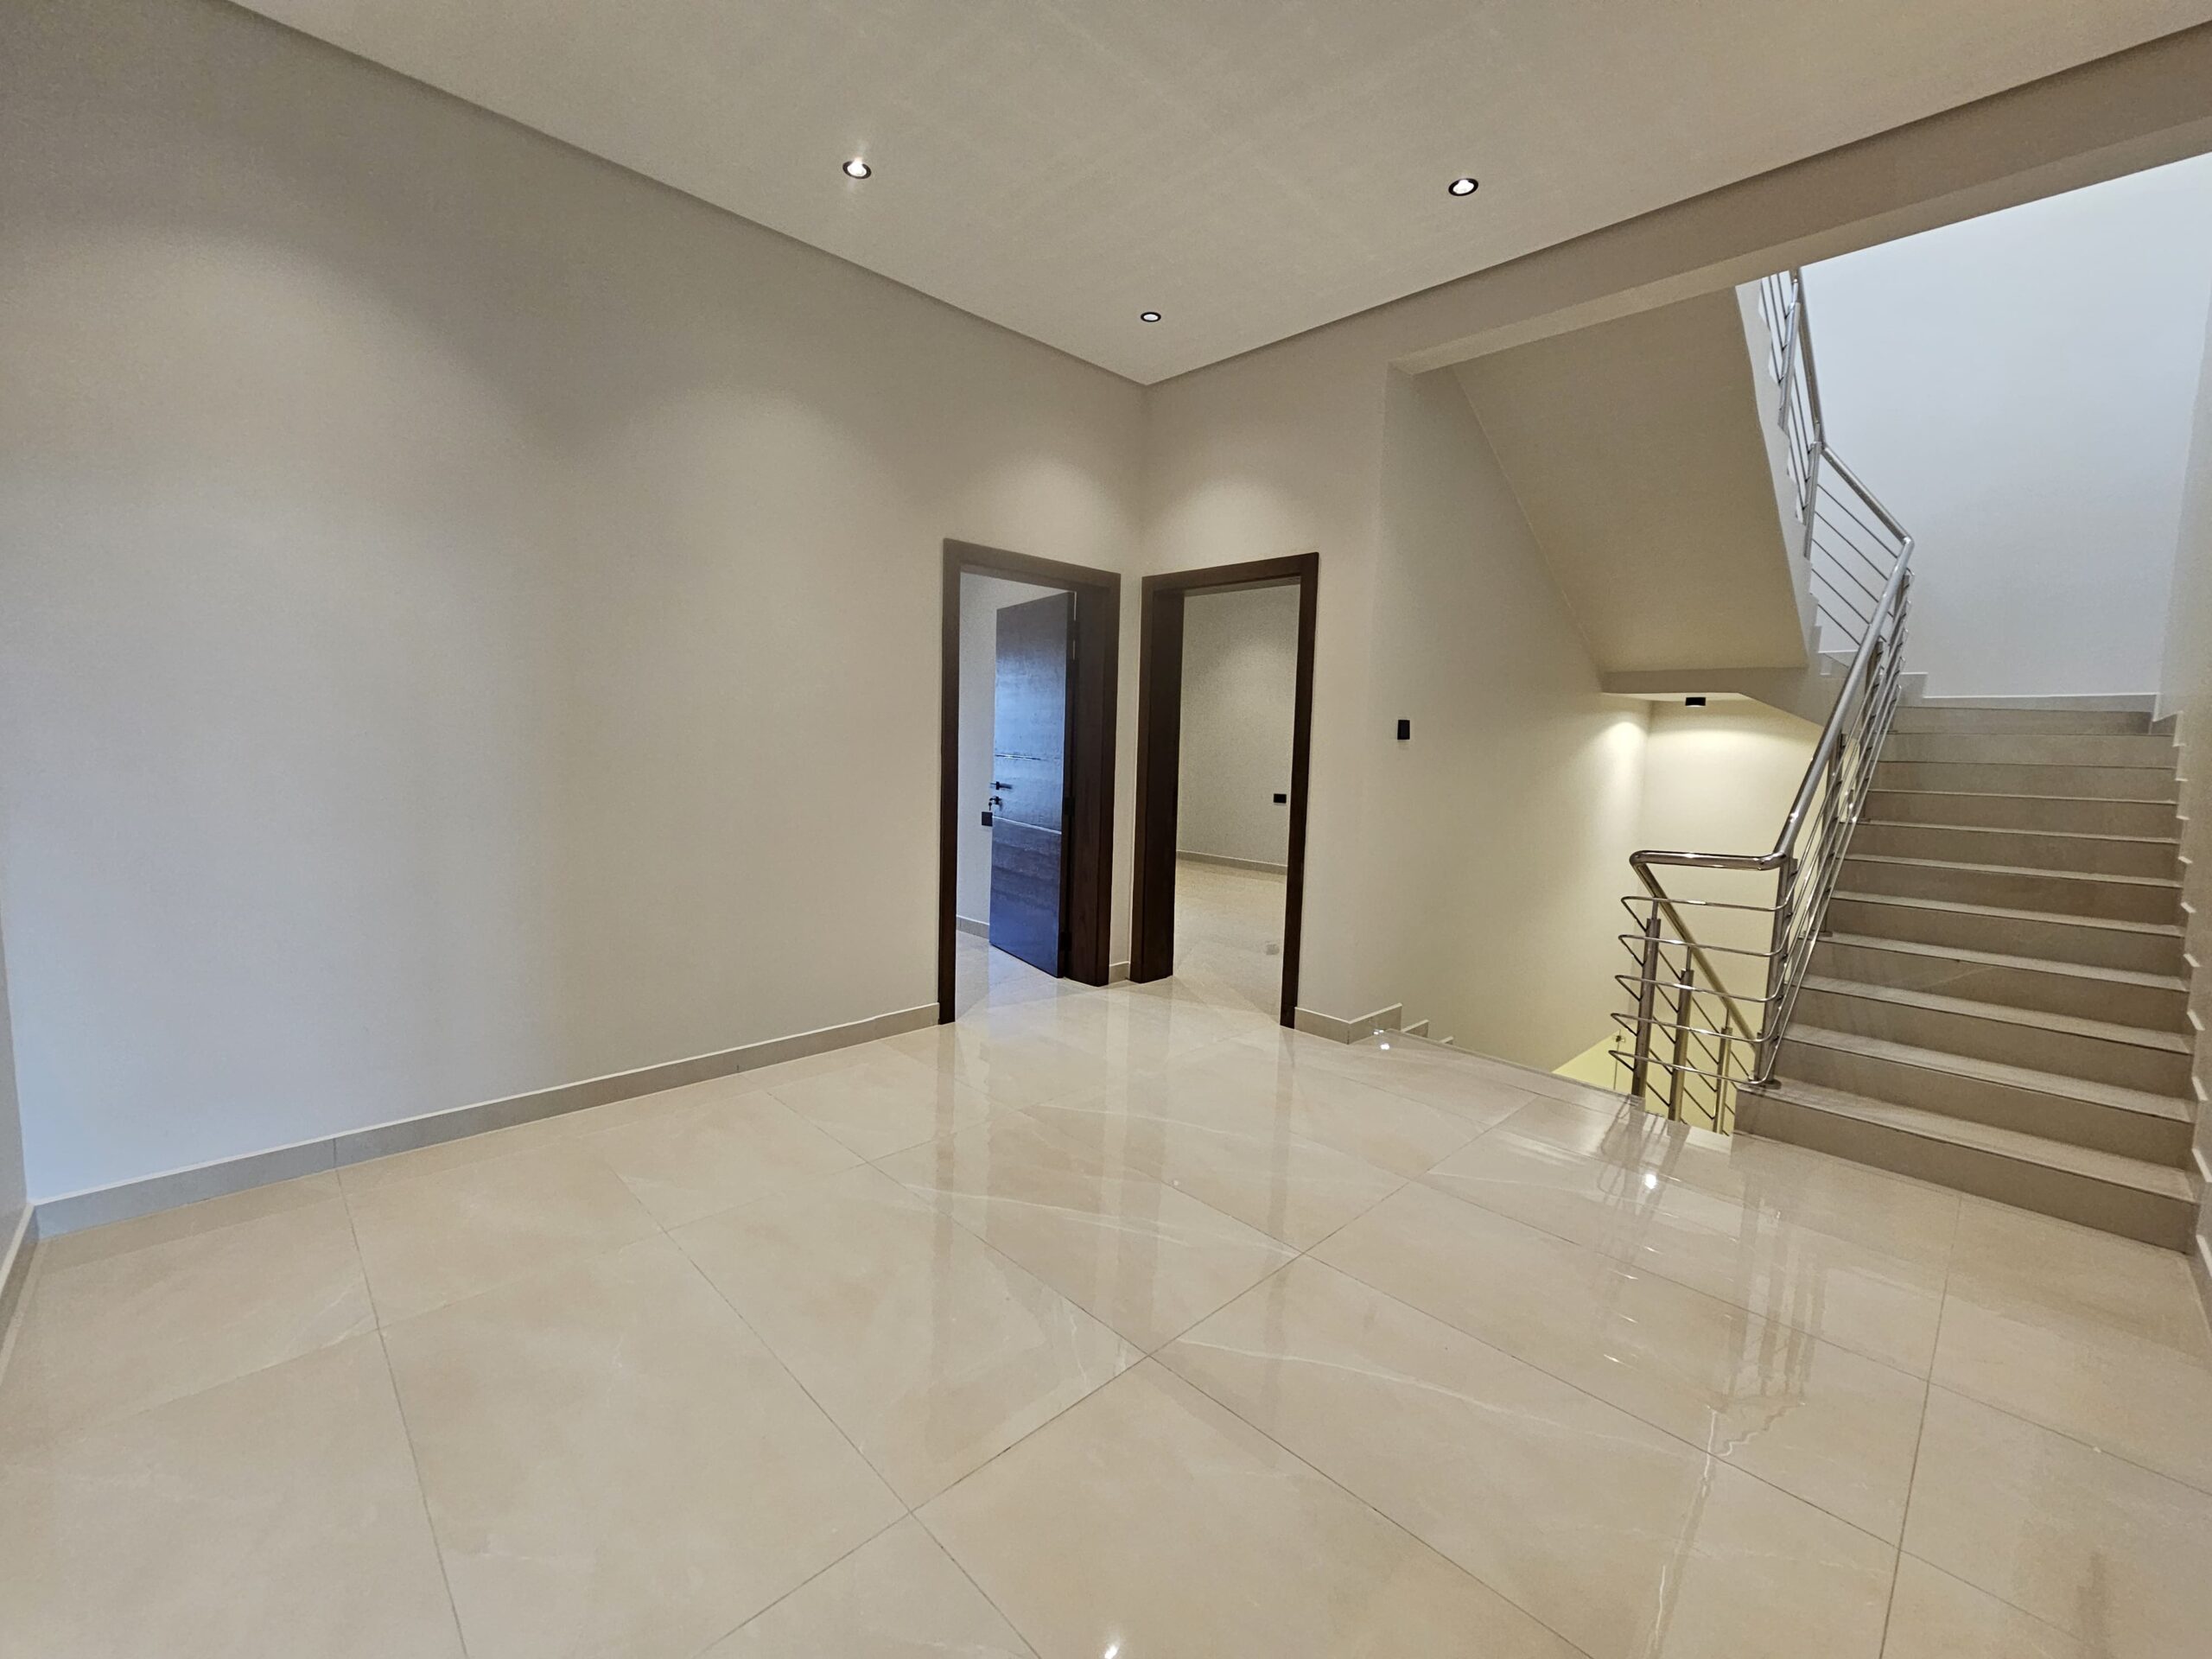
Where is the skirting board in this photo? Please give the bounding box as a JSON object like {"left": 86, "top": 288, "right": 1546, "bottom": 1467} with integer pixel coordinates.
{"left": 1911, "top": 693, "right": 2157, "bottom": 712}
{"left": 1294, "top": 1003, "right": 1405, "bottom": 1044}
{"left": 955, "top": 915, "right": 989, "bottom": 939}
{"left": 1109, "top": 960, "right": 1131, "bottom": 984}
{"left": 1176, "top": 849, "right": 1290, "bottom": 875}
{"left": 31, "top": 1001, "right": 939, "bottom": 1242}
{"left": 0, "top": 1204, "right": 32, "bottom": 1352}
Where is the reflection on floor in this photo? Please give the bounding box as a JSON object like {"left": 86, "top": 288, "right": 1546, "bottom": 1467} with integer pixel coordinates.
{"left": 1170, "top": 855, "right": 1287, "bottom": 1016}
{"left": 4, "top": 958, "right": 2210, "bottom": 1656}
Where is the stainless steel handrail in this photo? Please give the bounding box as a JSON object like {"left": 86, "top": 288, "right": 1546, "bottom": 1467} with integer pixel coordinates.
{"left": 1614, "top": 269, "right": 1915, "bottom": 1130}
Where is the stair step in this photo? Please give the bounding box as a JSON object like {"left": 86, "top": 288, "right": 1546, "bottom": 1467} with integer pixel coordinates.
{"left": 1738, "top": 1080, "right": 2196, "bottom": 1250}
{"left": 1881, "top": 733, "right": 2176, "bottom": 768}
{"left": 1796, "top": 976, "right": 2192, "bottom": 1095}
{"left": 1862, "top": 790, "right": 2179, "bottom": 837}
{"left": 1890, "top": 706, "right": 2152, "bottom": 735}
{"left": 1875, "top": 760, "right": 2179, "bottom": 801}
{"left": 1810, "top": 933, "right": 2190, "bottom": 1033}
{"left": 1840, "top": 852, "right": 2181, "bottom": 925}
{"left": 1852, "top": 820, "right": 2178, "bottom": 879}
{"left": 1823, "top": 891, "right": 2185, "bottom": 976}
{"left": 1776, "top": 1025, "right": 2193, "bottom": 1163}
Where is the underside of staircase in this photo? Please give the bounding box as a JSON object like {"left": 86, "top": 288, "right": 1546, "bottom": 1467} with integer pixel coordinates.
{"left": 1738, "top": 702, "right": 2204, "bottom": 1249}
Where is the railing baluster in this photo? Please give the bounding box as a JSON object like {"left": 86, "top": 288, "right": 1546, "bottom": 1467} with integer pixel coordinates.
{"left": 1613, "top": 267, "right": 1911, "bottom": 1135}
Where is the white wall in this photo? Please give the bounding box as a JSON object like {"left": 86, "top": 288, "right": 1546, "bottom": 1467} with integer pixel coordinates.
{"left": 956, "top": 575, "right": 1060, "bottom": 924}
{"left": 0, "top": 0, "right": 1142, "bottom": 1200}
{"left": 1176, "top": 587, "right": 1300, "bottom": 868}
{"left": 1803, "top": 153, "right": 2212, "bottom": 697}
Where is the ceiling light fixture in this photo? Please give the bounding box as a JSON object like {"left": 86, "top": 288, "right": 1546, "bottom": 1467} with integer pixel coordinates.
{"left": 1447, "top": 176, "right": 1479, "bottom": 197}
{"left": 842, "top": 158, "right": 872, "bottom": 180}
{"left": 1139, "top": 310, "right": 1162, "bottom": 322}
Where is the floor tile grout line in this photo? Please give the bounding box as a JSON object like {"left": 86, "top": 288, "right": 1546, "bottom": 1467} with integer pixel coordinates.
{"left": 334, "top": 1188, "right": 474, "bottom": 1659}
{"left": 1138, "top": 1344, "right": 1602, "bottom": 1659}
{"left": 1878, "top": 1185, "right": 1960, "bottom": 1653}
{"left": 1293, "top": 1224, "right": 1912, "bottom": 1554}
{"left": 1407, "top": 1155, "right": 1944, "bottom": 1381}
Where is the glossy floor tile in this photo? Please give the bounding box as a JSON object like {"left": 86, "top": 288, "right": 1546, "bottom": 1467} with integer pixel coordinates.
{"left": 876, "top": 1111, "right": 1295, "bottom": 1351}
{"left": 0, "top": 1197, "right": 374, "bottom": 1449}
{"left": 1423, "top": 1124, "right": 1948, "bottom": 1375}
{"left": 1318, "top": 1179, "right": 1927, "bottom": 1541}
{"left": 673, "top": 1164, "right": 1134, "bottom": 1503}
{"left": 384, "top": 1236, "right": 902, "bottom": 1659}
{"left": 704, "top": 1518, "right": 1035, "bottom": 1658}
{"left": 4, "top": 965, "right": 2206, "bottom": 1657}
{"left": 1163, "top": 1258, "right": 1896, "bottom": 1658}
{"left": 1903, "top": 1386, "right": 2212, "bottom": 1659}
{"left": 921, "top": 1360, "right": 1582, "bottom": 1659}
{"left": 0, "top": 1335, "right": 461, "bottom": 1658}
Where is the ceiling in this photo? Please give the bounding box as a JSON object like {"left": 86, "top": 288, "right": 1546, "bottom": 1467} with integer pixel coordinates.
{"left": 238, "top": 0, "right": 2212, "bottom": 383}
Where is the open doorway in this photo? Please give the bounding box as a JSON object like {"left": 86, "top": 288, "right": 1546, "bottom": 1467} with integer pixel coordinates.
{"left": 938, "top": 541, "right": 1120, "bottom": 1021}
{"left": 1130, "top": 555, "right": 1318, "bottom": 1027}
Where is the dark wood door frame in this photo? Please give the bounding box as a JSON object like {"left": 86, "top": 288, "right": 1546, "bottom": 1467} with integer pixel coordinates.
{"left": 939, "top": 539, "right": 1121, "bottom": 1022}
{"left": 1129, "top": 552, "right": 1319, "bottom": 1028}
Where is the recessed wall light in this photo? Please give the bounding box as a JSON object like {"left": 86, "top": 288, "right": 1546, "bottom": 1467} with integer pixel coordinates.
{"left": 1447, "top": 176, "right": 1479, "bottom": 197}
{"left": 842, "top": 158, "right": 872, "bottom": 180}
{"left": 1139, "top": 311, "right": 1162, "bottom": 322}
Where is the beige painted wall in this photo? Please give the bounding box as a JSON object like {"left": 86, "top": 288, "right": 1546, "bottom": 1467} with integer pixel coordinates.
{"left": 1451, "top": 289, "right": 1805, "bottom": 674}
{"left": 0, "top": 0, "right": 1143, "bottom": 1199}
{"left": 1634, "top": 700, "right": 1821, "bottom": 1003}
{"left": 955, "top": 575, "right": 1061, "bottom": 925}
{"left": 2158, "top": 281, "right": 2212, "bottom": 1294}
{"left": 1177, "top": 587, "right": 1300, "bottom": 868}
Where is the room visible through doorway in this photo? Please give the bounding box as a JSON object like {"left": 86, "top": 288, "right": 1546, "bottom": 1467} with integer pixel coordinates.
{"left": 1130, "top": 555, "right": 1318, "bottom": 1027}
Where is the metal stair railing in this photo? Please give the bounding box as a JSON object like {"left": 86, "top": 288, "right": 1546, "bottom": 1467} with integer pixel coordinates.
{"left": 1611, "top": 270, "right": 1915, "bottom": 1131}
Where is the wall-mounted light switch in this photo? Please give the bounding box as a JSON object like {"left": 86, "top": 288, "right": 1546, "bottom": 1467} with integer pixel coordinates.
{"left": 1273, "top": 792, "right": 1287, "bottom": 804}
{"left": 1395, "top": 719, "right": 1411, "bottom": 741}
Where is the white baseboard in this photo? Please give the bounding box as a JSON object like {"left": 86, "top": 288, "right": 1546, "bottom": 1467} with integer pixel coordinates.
{"left": 1109, "top": 960, "right": 1131, "bottom": 984}
{"left": 955, "top": 915, "right": 989, "bottom": 939}
{"left": 1294, "top": 1002, "right": 1405, "bottom": 1044}
{"left": 1177, "top": 849, "right": 1289, "bottom": 874}
{"left": 1911, "top": 693, "right": 2156, "bottom": 712}
{"left": 32, "top": 1001, "right": 939, "bottom": 1242}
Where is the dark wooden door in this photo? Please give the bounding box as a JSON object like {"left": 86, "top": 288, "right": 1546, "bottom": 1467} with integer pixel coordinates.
{"left": 989, "top": 593, "right": 1075, "bottom": 974}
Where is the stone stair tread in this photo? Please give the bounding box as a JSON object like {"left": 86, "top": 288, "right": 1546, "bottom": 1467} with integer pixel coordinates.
{"left": 1858, "top": 819, "right": 2180, "bottom": 849}
{"left": 1845, "top": 851, "right": 2181, "bottom": 892}
{"left": 1817, "top": 931, "right": 2188, "bottom": 993}
{"left": 1750, "top": 1079, "right": 2196, "bottom": 1198}
{"left": 1830, "top": 888, "right": 2183, "bottom": 938}
{"left": 1800, "top": 974, "right": 2192, "bottom": 1053}
{"left": 1784, "top": 1024, "right": 2194, "bottom": 1122}
{"left": 1869, "top": 790, "right": 2179, "bottom": 806}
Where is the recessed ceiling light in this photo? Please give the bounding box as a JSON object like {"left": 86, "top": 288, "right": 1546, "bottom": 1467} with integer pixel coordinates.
{"left": 1139, "top": 310, "right": 1162, "bottom": 323}
{"left": 842, "top": 158, "right": 871, "bottom": 180}
{"left": 1447, "top": 176, "right": 1479, "bottom": 197}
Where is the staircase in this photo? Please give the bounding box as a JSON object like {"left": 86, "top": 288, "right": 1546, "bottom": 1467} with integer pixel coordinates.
{"left": 1738, "top": 702, "right": 2202, "bottom": 1249}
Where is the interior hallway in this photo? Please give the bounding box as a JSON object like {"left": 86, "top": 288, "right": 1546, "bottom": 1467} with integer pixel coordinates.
{"left": 1169, "top": 855, "right": 1288, "bottom": 1018}
{"left": 5, "top": 954, "right": 2209, "bottom": 1656}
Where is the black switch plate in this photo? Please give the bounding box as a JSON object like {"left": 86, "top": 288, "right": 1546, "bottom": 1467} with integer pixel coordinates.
{"left": 979, "top": 810, "right": 993, "bottom": 827}
{"left": 1396, "top": 719, "right": 1411, "bottom": 741}
{"left": 1272, "top": 792, "right": 1287, "bottom": 804}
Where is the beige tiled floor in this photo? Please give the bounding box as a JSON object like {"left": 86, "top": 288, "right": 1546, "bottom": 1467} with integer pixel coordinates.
{"left": 4, "top": 959, "right": 2210, "bottom": 1657}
